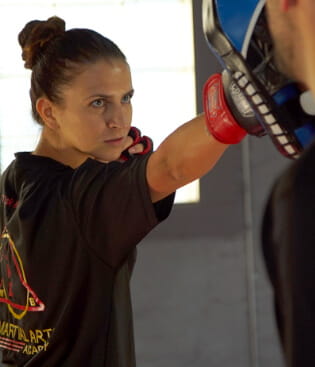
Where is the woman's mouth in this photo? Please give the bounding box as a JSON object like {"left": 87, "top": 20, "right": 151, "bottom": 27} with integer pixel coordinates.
{"left": 104, "top": 137, "right": 124, "bottom": 145}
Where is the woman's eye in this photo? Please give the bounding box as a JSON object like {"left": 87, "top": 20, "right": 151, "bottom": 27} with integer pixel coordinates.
{"left": 91, "top": 99, "right": 105, "bottom": 108}
{"left": 122, "top": 93, "right": 133, "bottom": 104}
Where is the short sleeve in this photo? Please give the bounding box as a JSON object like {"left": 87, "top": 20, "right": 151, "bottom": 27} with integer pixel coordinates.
{"left": 68, "top": 155, "right": 174, "bottom": 268}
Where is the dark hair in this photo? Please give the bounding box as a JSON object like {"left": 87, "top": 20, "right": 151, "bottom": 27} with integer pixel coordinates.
{"left": 18, "top": 16, "right": 127, "bottom": 124}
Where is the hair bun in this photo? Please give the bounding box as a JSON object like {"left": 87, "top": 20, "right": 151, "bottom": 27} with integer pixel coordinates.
{"left": 18, "top": 16, "right": 66, "bottom": 69}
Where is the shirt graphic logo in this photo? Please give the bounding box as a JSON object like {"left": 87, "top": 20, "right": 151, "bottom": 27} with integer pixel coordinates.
{"left": 0, "top": 229, "right": 45, "bottom": 320}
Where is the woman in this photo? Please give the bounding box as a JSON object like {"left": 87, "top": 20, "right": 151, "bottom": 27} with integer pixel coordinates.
{"left": 0, "top": 16, "right": 245, "bottom": 366}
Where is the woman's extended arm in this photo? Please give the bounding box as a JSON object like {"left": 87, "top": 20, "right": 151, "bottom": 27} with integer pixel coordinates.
{"left": 147, "top": 73, "right": 249, "bottom": 202}
{"left": 147, "top": 113, "right": 227, "bottom": 202}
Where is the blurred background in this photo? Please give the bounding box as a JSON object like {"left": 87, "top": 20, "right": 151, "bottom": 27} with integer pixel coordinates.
{"left": 0, "top": 0, "right": 290, "bottom": 366}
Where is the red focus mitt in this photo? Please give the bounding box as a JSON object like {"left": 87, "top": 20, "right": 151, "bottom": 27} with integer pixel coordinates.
{"left": 203, "top": 73, "right": 249, "bottom": 144}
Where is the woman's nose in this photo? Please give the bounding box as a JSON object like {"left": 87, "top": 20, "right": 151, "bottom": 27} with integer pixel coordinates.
{"left": 105, "top": 105, "right": 128, "bottom": 129}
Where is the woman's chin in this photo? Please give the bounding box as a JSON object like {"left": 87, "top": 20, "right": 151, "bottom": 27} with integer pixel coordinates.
{"left": 93, "top": 152, "right": 121, "bottom": 163}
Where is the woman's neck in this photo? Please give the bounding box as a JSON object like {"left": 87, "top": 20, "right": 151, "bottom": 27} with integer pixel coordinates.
{"left": 33, "top": 128, "right": 90, "bottom": 168}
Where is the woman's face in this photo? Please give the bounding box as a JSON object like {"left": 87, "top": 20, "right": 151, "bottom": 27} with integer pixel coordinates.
{"left": 52, "top": 58, "right": 133, "bottom": 163}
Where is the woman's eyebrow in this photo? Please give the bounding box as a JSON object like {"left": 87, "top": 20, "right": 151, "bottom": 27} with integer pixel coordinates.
{"left": 86, "top": 89, "right": 134, "bottom": 100}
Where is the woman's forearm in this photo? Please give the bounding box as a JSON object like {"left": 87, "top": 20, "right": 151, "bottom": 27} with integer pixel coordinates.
{"left": 146, "top": 113, "right": 229, "bottom": 202}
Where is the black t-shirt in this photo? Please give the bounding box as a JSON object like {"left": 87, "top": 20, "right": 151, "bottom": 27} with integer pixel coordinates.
{"left": 262, "top": 141, "right": 315, "bottom": 366}
{"left": 0, "top": 152, "right": 174, "bottom": 367}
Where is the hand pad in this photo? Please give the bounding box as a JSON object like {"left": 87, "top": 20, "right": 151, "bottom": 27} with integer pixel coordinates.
{"left": 203, "top": 73, "right": 247, "bottom": 144}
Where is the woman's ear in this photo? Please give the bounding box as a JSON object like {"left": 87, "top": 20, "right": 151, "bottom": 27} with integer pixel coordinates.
{"left": 36, "top": 98, "right": 60, "bottom": 130}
